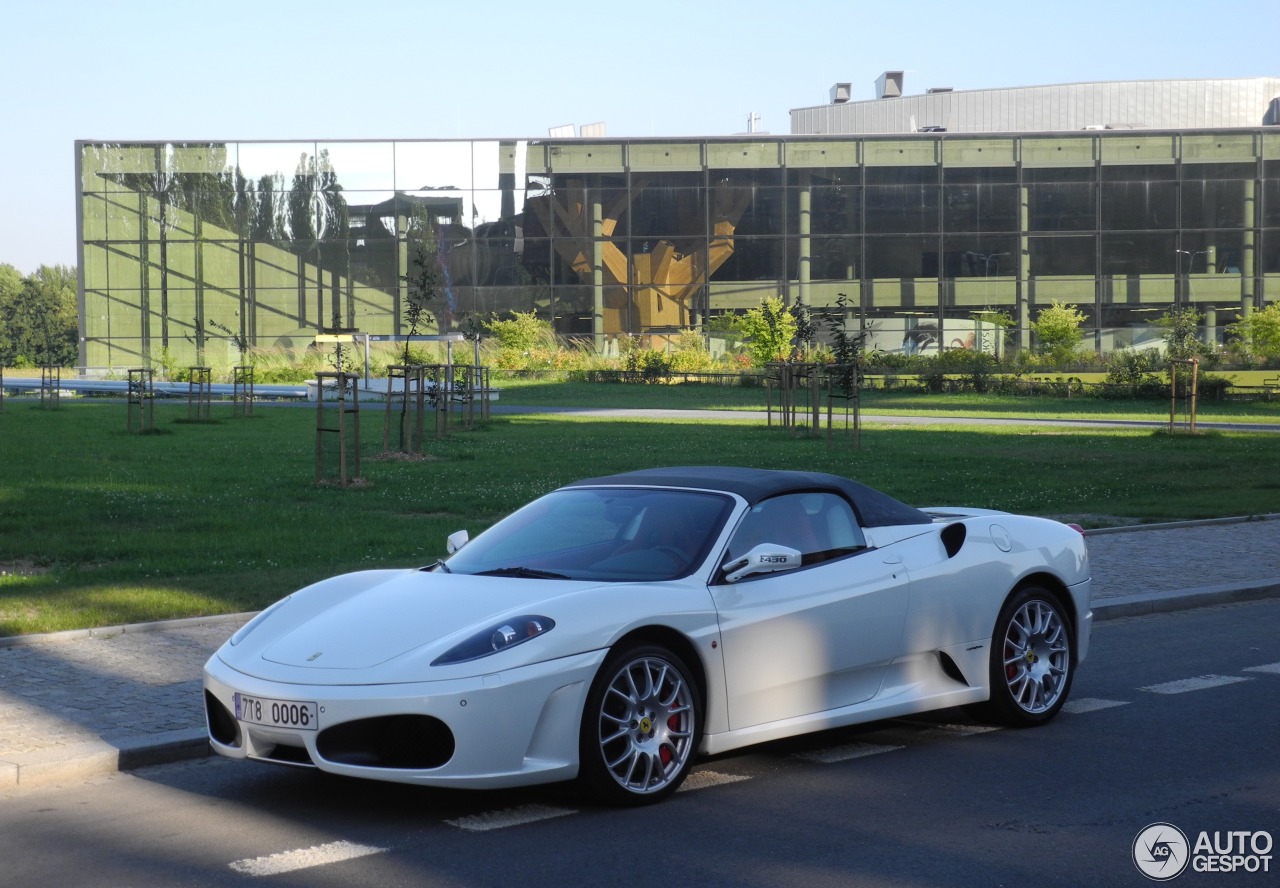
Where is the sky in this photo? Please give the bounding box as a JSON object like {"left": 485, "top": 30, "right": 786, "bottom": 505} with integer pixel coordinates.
{"left": 2, "top": 0, "right": 1278, "bottom": 275}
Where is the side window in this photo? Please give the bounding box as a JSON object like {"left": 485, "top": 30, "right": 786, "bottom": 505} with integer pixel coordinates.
{"left": 727, "top": 493, "right": 867, "bottom": 563}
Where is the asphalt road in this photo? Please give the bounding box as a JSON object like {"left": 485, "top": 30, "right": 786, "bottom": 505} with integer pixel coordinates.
{"left": 3, "top": 599, "right": 1278, "bottom": 888}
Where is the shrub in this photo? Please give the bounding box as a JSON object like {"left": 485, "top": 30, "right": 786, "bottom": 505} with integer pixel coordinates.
{"left": 623, "top": 348, "right": 673, "bottom": 382}
{"left": 666, "top": 330, "right": 714, "bottom": 373}
{"left": 739, "top": 296, "right": 797, "bottom": 367}
{"left": 1032, "top": 301, "right": 1087, "bottom": 364}
{"left": 1227, "top": 303, "right": 1280, "bottom": 361}
{"left": 1105, "top": 349, "right": 1163, "bottom": 388}
{"left": 1197, "top": 373, "right": 1233, "bottom": 400}
{"left": 936, "top": 348, "right": 1000, "bottom": 392}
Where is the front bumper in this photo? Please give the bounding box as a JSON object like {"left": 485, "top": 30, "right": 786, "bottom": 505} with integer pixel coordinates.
{"left": 203, "top": 647, "right": 605, "bottom": 790}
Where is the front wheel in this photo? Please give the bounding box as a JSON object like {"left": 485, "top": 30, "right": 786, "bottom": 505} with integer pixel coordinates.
{"left": 578, "top": 644, "right": 701, "bottom": 805}
{"left": 979, "top": 586, "right": 1075, "bottom": 727}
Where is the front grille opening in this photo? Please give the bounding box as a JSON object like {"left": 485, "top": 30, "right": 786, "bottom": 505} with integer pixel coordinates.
{"left": 316, "top": 715, "right": 455, "bottom": 769}
{"left": 205, "top": 690, "right": 239, "bottom": 746}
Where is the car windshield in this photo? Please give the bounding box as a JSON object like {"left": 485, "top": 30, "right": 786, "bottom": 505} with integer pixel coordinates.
{"left": 444, "top": 487, "right": 736, "bottom": 582}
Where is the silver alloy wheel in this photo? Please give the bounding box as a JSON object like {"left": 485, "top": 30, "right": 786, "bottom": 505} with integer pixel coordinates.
{"left": 595, "top": 654, "right": 696, "bottom": 795}
{"left": 1001, "top": 598, "right": 1071, "bottom": 714}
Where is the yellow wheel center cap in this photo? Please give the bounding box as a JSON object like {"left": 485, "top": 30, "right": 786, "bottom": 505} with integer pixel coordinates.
{"left": 639, "top": 716, "right": 653, "bottom": 733}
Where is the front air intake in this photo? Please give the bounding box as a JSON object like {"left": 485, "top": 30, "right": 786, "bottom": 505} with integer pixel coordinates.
{"left": 940, "top": 522, "right": 967, "bottom": 558}
{"left": 205, "top": 691, "right": 239, "bottom": 746}
{"left": 316, "top": 715, "right": 455, "bottom": 769}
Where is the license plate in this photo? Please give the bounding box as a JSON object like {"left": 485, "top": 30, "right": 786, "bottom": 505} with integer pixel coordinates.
{"left": 234, "top": 693, "right": 319, "bottom": 731}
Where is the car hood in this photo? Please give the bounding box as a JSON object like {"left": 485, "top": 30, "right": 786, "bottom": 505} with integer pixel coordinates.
{"left": 224, "top": 569, "right": 609, "bottom": 680}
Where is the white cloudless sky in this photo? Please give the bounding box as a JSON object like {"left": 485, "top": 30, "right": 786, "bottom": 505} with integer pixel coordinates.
{"left": 1, "top": 0, "right": 1277, "bottom": 274}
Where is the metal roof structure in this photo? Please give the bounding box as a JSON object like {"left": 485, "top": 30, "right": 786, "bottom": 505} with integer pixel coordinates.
{"left": 791, "top": 75, "right": 1280, "bottom": 135}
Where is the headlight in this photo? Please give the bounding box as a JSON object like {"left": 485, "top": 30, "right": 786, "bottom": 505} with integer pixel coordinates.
{"left": 432, "top": 615, "right": 556, "bottom": 666}
{"left": 229, "top": 596, "right": 292, "bottom": 646}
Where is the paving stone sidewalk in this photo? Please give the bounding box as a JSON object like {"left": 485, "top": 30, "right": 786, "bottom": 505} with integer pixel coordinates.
{"left": 2, "top": 517, "right": 1277, "bottom": 791}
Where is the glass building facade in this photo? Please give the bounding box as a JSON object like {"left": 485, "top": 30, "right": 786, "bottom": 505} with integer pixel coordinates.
{"left": 77, "top": 131, "right": 1280, "bottom": 370}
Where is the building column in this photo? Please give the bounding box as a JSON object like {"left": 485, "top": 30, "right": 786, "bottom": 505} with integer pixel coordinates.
{"left": 845, "top": 187, "right": 858, "bottom": 281}
{"left": 1242, "top": 179, "right": 1256, "bottom": 318}
{"left": 396, "top": 213, "right": 408, "bottom": 337}
{"left": 1017, "top": 185, "right": 1031, "bottom": 350}
{"left": 798, "top": 172, "right": 811, "bottom": 307}
{"left": 592, "top": 197, "right": 604, "bottom": 351}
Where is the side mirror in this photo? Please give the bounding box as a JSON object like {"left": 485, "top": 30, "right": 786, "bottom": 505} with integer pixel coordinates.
{"left": 722, "top": 544, "right": 802, "bottom": 583}
{"left": 446, "top": 530, "right": 470, "bottom": 554}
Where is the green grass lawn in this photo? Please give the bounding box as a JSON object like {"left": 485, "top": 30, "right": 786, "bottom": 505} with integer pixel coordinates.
{"left": 492, "top": 374, "right": 1280, "bottom": 423}
{"left": 1, "top": 394, "right": 1278, "bottom": 636}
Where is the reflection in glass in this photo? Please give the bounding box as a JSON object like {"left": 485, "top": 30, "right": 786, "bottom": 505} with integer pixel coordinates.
{"left": 800, "top": 236, "right": 860, "bottom": 281}
{"left": 236, "top": 143, "right": 316, "bottom": 191}
{"left": 1262, "top": 229, "right": 1280, "bottom": 273}
{"left": 1101, "top": 181, "right": 1178, "bottom": 230}
{"left": 797, "top": 185, "right": 862, "bottom": 235}
{"left": 865, "top": 235, "right": 939, "bottom": 279}
{"left": 320, "top": 143, "right": 395, "bottom": 192}
{"left": 1101, "top": 232, "right": 1178, "bottom": 275}
{"left": 75, "top": 135, "right": 1279, "bottom": 370}
{"left": 942, "top": 183, "right": 1018, "bottom": 232}
{"left": 941, "top": 236, "right": 1019, "bottom": 277}
{"left": 1179, "top": 179, "right": 1245, "bottom": 229}
{"left": 1028, "top": 182, "right": 1096, "bottom": 232}
{"left": 864, "top": 185, "right": 940, "bottom": 234}
{"left": 1029, "top": 235, "right": 1096, "bottom": 277}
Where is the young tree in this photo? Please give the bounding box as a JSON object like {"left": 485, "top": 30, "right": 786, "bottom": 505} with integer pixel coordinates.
{"left": 739, "top": 296, "right": 798, "bottom": 367}
{"left": 1155, "top": 307, "right": 1207, "bottom": 361}
{"left": 823, "top": 293, "right": 867, "bottom": 397}
{"left": 402, "top": 243, "right": 442, "bottom": 365}
{"left": 789, "top": 299, "right": 817, "bottom": 357}
{"left": 1228, "top": 304, "right": 1280, "bottom": 360}
{"left": 1032, "top": 300, "right": 1087, "bottom": 365}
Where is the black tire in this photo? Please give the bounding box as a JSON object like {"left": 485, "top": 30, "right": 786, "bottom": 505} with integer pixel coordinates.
{"left": 578, "top": 643, "right": 702, "bottom": 805}
{"left": 978, "top": 585, "right": 1076, "bottom": 727}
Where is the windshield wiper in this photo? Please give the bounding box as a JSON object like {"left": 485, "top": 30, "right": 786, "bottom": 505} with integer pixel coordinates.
{"left": 473, "top": 566, "right": 569, "bottom": 580}
{"left": 424, "top": 559, "right": 452, "bottom": 573}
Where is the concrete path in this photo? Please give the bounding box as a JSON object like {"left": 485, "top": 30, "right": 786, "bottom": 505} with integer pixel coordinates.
{"left": 2, "top": 516, "right": 1277, "bottom": 792}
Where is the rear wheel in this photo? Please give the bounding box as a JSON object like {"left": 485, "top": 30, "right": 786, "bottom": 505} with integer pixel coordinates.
{"left": 979, "top": 586, "right": 1075, "bottom": 726}
{"left": 578, "top": 643, "right": 701, "bottom": 805}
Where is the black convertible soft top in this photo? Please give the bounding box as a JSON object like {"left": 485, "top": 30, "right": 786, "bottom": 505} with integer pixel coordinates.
{"left": 563, "top": 466, "right": 932, "bottom": 529}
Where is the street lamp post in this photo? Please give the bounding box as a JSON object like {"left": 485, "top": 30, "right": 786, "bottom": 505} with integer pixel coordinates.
{"left": 962, "top": 251, "right": 1010, "bottom": 354}
{"left": 1175, "top": 249, "right": 1210, "bottom": 305}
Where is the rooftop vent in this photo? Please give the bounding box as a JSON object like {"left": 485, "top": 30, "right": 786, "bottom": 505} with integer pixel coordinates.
{"left": 926, "top": 87, "right": 953, "bottom": 94}
{"left": 876, "top": 71, "right": 904, "bottom": 99}
{"left": 830, "top": 82, "right": 852, "bottom": 104}
{"left": 1264, "top": 97, "right": 1280, "bottom": 126}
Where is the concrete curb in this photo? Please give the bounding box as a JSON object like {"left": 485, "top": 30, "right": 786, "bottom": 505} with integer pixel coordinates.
{"left": 1092, "top": 580, "right": 1280, "bottom": 620}
{"left": 0, "top": 729, "right": 210, "bottom": 791}
{"left": 0, "top": 612, "right": 257, "bottom": 650}
{"left": 1083, "top": 513, "right": 1280, "bottom": 536}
